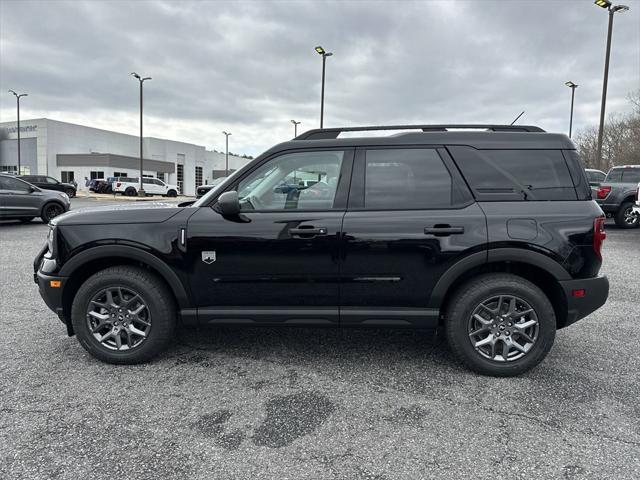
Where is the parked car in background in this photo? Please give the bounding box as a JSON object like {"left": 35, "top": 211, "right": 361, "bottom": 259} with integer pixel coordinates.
{"left": 585, "top": 168, "right": 606, "bottom": 197}
{"left": 112, "top": 177, "right": 179, "bottom": 197}
{"left": 19, "top": 175, "right": 76, "bottom": 198}
{"left": 88, "top": 178, "right": 107, "bottom": 193}
{"left": 196, "top": 176, "right": 227, "bottom": 198}
{"left": 0, "top": 174, "right": 70, "bottom": 223}
{"left": 595, "top": 165, "right": 640, "bottom": 228}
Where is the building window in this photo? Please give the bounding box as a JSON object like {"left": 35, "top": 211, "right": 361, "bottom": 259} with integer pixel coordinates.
{"left": 90, "top": 171, "right": 105, "bottom": 180}
{"left": 195, "top": 166, "right": 203, "bottom": 188}
{"left": 157, "top": 172, "right": 165, "bottom": 182}
{"left": 1, "top": 165, "right": 17, "bottom": 174}
{"left": 61, "top": 171, "right": 75, "bottom": 184}
{"left": 113, "top": 171, "right": 127, "bottom": 177}
{"left": 177, "top": 164, "right": 184, "bottom": 194}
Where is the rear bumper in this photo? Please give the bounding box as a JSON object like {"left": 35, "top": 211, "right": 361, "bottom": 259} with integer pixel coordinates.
{"left": 559, "top": 275, "right": 609, "bottom": 328}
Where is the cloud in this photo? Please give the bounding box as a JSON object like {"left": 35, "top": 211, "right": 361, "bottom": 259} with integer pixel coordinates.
{"left": 1, "top": 0, "right": 638, "bottom": 156}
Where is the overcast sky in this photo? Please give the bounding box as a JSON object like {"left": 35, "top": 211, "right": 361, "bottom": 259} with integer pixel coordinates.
{"left": 1, "top": 0, "right": 638, "bottom": 156}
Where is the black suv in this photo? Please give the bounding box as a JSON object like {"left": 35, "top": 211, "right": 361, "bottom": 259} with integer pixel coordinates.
{"left": 34, "top": 125, "right": 609, "bottom": 376}
{"left": 19, "top": 175, "right": 77, "bottom": 198}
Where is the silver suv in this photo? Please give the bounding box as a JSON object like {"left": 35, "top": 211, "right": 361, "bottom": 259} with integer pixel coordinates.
{"left": 0, "top": 174, "right": 70, "bottom": 223}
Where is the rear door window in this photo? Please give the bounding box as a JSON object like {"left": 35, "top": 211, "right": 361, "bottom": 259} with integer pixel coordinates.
{"left": 605, "top": 169, "right": 622, "bottom": 182}
{"left": 622, "top": 169, "right": 640, "bottom": 183}
{"left": 363, "top": 149, "right": 453, "bottom": 209}
{"left": 449, "top": 147, "right": 577, "bottom": 201}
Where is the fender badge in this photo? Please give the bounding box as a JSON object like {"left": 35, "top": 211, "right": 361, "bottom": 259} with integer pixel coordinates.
{"left": 202, "top": 251, "right": 216, "bottom": 264}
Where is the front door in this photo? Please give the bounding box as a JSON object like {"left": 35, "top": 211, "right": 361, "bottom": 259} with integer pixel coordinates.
{"left": 340, "top": 147, "right": 487, "bottom": 327}
{"left": 0, "top": 176, "right": 41, "bottom": 217}
{"left": 186, "top": 148, "right": 353, "bottom": 325}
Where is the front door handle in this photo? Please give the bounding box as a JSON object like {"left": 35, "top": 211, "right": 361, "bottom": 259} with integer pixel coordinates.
{"left": 424, "top": 225, "right": 465, "bottom": 236}
{"left": 289, "top": 226, "right": 328, "bottom": 238}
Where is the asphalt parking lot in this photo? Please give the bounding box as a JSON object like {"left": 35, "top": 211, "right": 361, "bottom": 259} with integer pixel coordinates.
{"left": 1, "top": 199, "right": 639, "bottom": 479}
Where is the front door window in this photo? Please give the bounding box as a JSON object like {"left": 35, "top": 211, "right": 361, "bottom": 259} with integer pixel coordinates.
{"left": 236, "top": 151, "right": 344, "bottom": 211}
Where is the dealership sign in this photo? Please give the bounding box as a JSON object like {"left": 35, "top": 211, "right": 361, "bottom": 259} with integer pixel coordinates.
{"left": 3, "top": 125, "right": 38, "bottom": 135}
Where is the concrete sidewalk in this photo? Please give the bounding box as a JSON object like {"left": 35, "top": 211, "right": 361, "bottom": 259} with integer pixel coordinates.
{"left": 79, "top": 192, "right": 195, "bottom": 202}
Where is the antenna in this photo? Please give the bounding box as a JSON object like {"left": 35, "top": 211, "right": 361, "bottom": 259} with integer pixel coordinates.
{"left": 510, "top": 111, "right": 525, "bottom": 125}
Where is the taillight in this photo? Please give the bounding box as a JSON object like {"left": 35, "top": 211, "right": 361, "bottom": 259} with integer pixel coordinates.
{"left": 116, "top": 182, "right": 121, "bottom": 187}
{"left": 593, "top": 217, "right": 606, "bottom": 259}
{"left": 596, "top": 186, "right": 611, "bottom": 199}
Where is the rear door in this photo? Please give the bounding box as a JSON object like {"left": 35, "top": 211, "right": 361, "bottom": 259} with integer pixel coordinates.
{"left": 340, "top": 147, "right": 487, "bottom": 327}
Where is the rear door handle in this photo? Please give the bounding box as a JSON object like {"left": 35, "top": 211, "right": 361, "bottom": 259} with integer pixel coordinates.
{"left": 424, "top": 225, "right": 465, "bottom": 236}
{"left": 289, "top": 226, "right": 328, "bottom": 237}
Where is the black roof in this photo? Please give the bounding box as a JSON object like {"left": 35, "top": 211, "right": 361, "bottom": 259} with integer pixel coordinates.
{"left": 268, "top": 125, "right": 575, "bottom": 152}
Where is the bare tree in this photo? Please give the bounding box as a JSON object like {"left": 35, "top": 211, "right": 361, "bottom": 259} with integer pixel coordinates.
{"left": 574, "top": 90, "right": 640, "bottom": 171}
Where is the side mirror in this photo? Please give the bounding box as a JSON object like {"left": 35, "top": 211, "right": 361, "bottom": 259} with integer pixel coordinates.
{"left": 216, "top": 191, "right": 240, "bottom": 216}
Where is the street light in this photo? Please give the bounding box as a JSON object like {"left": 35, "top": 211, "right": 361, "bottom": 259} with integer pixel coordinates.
{"left": 8, "top": 90, "right": 28, "bottom": 175}
{"left": 222, "top": 131, "right": 232, "bottom": 176}
{"left": 565, "top": 81, "right": 578, "bottom": 138}
{"left": 593, "top": 0, "right": 629, "bottom": 170}
{"left": 290, "top": 119, "right": 301, "bottom": 137}
{"left": 131, "top": 72, "right": 152, "bottom": 196}
{"left": 315, "top": 46, "right": 333, "bottom": 128}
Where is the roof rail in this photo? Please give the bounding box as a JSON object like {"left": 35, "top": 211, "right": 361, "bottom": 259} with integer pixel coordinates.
{"left": 295, "top": 124, "right": 546, "bottom": 140}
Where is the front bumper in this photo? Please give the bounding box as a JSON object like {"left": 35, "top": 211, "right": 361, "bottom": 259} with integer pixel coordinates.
{"left": 559, "top": 275, "right": 609, "bottom": 328}
{"left": 34, "top": 247, "right": 72, "bottom": 334}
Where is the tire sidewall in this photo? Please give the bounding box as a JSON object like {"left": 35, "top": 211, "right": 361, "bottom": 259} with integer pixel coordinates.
{"left": 447, "top": 275, "right": 556, "bottom": 376}
{"left": 71, "top": 268, "right": 175, "bottom": 363}
{"left": 41, "top": 202, "right": 63, "bottom": 223}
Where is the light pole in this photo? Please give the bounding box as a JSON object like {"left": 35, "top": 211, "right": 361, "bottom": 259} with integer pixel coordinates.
{"left": 565, "top": 81, "right": 578, "bottom": 138}
{"left": 222, "top": 131, "right": 232, "bottom": 176}
{"left": 8, "top": 90, "right": 27, "bottom": 175}
{"left": 291, "top": 119, "right": 301, "bottom": 137}
{"left": 594, "top": 0, "right": 629, "bottom": 170}
{"left": 315, "top": 46, "right": 333, "bottom": 128}
{"left": 131, "top": 72, "right": 152, "bottom": 196}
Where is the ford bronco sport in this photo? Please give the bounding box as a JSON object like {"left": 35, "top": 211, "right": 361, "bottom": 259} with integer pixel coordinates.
{"left": 34, "top": 125, "right": 609, "bottom": 376}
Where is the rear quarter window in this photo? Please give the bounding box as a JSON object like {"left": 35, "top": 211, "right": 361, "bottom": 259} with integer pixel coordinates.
{"left": 449, "top": 147, "right": 578, "bottom": 201}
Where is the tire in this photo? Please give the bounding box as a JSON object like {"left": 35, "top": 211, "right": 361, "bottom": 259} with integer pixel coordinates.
{"left": 19, "top": 217, "right": 35, "bottom": 223}
{"left": 614, "top": 202, "right": 639, "bottom": 229}
{"left": 445, "top": 273, "right": 556, "bottom": 377}
{"left": 125, "top": 187, "right": 137, "bottom": 197}
{"left": 41, "top": 202, "right": 65, "bottom": 223}
{"left": 71, "top": 266, "right": 176, "bottom": 364}
{"left": 167, "top": 189, "right": 177, "bottom": 198}
{"left": 65, "top": 188, "right": 76, "bottom": 198}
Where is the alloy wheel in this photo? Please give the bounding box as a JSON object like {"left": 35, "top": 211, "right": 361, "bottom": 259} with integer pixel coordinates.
{"left": 45, "top": 204, "right": 63, "bottom": 221}
{"left": 623, "top": 207, "right": 639, "bottom": 226}
{"left": 86, "top": 286, "right": 151, "bottom": 351}
{"left": 468, "top": 295, "right": 539, "bottom": 362}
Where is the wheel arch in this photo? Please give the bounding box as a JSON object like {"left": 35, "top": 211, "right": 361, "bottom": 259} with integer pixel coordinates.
{"left": 431, "top": 248, "right": 571, "bottom": 329}
{"left": 59, "top": 245, "right": 191, "bottom": 333}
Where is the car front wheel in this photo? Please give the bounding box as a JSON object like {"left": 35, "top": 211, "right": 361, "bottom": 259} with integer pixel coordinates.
{"left": 166, "top": 189, "right": 177, "bottom": 197}
{"left": 65, "top": 188, "right": 76, "bottom": 198}
{"left": 41, "top": 202, "right": 65, "bottom": 223}
{"left": 71, "top": 266, "right": 176, "bottom": 364}
{"left": 445, "top": 273, "right": 556, "bottom": 376}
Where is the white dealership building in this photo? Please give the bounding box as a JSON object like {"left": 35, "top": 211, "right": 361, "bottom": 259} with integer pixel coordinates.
{"left": 0, "top": 118, "right": 251, "bottom": 196}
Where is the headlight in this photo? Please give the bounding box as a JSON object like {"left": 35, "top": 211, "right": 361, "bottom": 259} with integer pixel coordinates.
{"left": 59, "top": 192, "right": 69, "bottom": 201}
{"left": 46, "top": 226, "right": 57, "bottom": 257}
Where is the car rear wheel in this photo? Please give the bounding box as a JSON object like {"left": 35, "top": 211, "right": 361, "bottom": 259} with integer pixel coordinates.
{"left": 41, "top": 202, "right": 65, "bottom": 223}
{"left": 71, "top": 266, "right": 176, "bottom": 364}
{"left": 445, "top": 273, "right": 556, "bottom": 376}
{"left": 125, "top": 187, "right": 137, "bottom": 196}
{"left": 614, "top": 202, "right": 639, "bottom": 229}
{"left": 19, "top": 217, "right": 35, "bottom": 223}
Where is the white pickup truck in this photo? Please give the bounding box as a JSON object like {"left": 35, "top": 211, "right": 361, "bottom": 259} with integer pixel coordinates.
{"left": 634, "top": 182, "right": 640, "bottom": 215}
{"left": 113, "top": 177, "right": 179, "bottom": 197}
